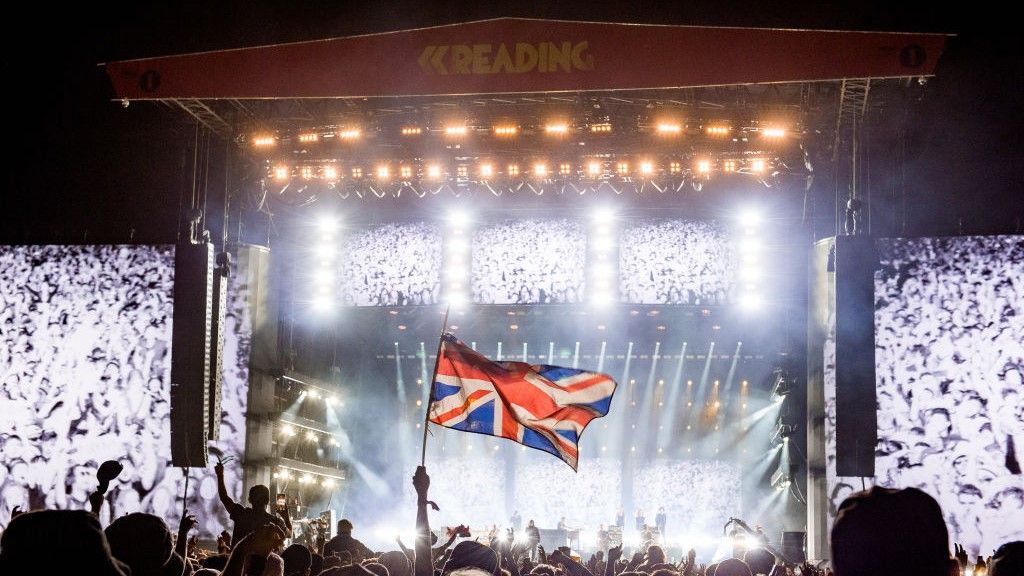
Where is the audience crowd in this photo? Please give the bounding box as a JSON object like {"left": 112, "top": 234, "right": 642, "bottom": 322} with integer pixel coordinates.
{"left": 472, "top": 219, "right": 586, "bottom": 304}
{"left": 339, "top": 223, "right": 443, "bottom": 307}
{"left": 619, "top": 221, "right": 733, "bottom": 306}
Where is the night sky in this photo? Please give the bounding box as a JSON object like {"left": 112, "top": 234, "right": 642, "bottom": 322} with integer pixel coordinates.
{"left": 5, "top": 1, "right": 1021, "bottom": 244}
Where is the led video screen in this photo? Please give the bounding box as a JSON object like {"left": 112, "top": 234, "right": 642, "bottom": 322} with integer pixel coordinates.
{"left": 619, "top": 220, "right": 734, "bottom": 305}
{"left": 338, "top": 222, "right": 443, "bottom": 306}
{"left": 827, "top": 236, "right": 1024, "bottom": 556}
{"left": 0, "top": 245, "right": 250, "bottom": 535}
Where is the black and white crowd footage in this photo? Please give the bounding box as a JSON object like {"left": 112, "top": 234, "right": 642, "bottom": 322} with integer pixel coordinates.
{"left": 0, "top": 245, "right": 250, "bottom": 534}
{"left": 827, "top": 236, "right": 1024, "bottom": 556}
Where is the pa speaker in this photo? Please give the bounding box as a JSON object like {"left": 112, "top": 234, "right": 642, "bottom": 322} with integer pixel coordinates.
{"left": 170, "top": 241, "right": 214, "bottom": 467}
{"left": 782, "top": 531, "right": 806, "bottom": 563}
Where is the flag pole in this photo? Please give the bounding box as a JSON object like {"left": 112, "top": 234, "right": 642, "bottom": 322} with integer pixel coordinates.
{"left": 420, "top": 304, "right": 451, "bottom": 466}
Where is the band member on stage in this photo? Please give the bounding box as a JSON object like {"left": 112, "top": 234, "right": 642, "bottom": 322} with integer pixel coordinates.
{"left": 511, "top": 510, "right": 522, "bottom": 531}
{"left": 635, "top": 508, "right": 645, "bottom": 531}
{"left": 557, "top": 517, "right": 568, "bottom": 530}
{"left": 655, "top": 507, "right": 667, "bottom": 538}
{"left": 615, "top": 508, "right": 624, "bottom": 528}
{"left": 597, "top": 524, "right": 609, "bottom": 552}
{"left": 526, "top": 519, "right": 541, "bottom": 560}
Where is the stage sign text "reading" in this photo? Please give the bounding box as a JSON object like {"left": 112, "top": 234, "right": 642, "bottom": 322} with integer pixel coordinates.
{"left": 418, "top": 42, "right": 595, "bottom": 75}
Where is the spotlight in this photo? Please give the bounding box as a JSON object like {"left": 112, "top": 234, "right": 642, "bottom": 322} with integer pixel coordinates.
{"left": 559, "top": 162, "right": 572, "bottom": 176}
{"left": 639, "top": 161, "right": 654, "bottom": 176}
{"left": 591, "top": 291, "right": 614, "bottom": 307}
{"left": 544, "top": 123, "right": 569, "bottom": 135}
{"left": 587, "top": 161, "right": 602, "bottom": 177}
{"left": 533, "top": 163, "right": 548, "bottom": 177}
{"left": 723, "top": 160, "right": 737, "bottom": 172}
{"left": 669, "top": 161, "right": 682, "bottom": 174}
{"left": 312, "top": 296, "right": 334, "bottom": 311}
{"left": 696, "top": 159, "right": 711, "bottom": 174}
{"left": 253, "top": 135, "right": 276, "bottom": 147}
{"left": 298, "top": 133, "right": 319, "bottom": 143}
{"left": 590, "top": 123, "right": 612, "bottom": 133}
{"left": 323, "top": 166, "right": 339, "bottom": 181}
{"left": 300, "top": 166, "right": 314, "bottom": 179}
{"left": 313, "top": 268, "right": 335, "bottom": 285}
{"left": 281, "top": 424, "right": 295, "bottom": 436}
{"left": 762, "top": 127, "right": 786, "bottom": 138}
{"left": 706, "top": 126, "right": 730, "bottom": 136}
{"left": 738, "top": 208, "right": 762, "bottom": 227}
{"left": 401, "top": 127, "right": 423, "bottom": 136}
{"left": 656, "top": 123, "right": 682, "bottom": 135}
{"left": 493, "top": 125, "right": 518, "bottom": 136}
{"left": 376, "top": 165, "right": 390, "bottom": 180}
{"left": 426, "top": 164, "right": 443, "bottom": 179}
{"left": 338, "top": 129, "right": 361, "bottom": 140}
{"left": 327, "top": 395, "right": 340, "bottom": 406}
{"left": 400, "top": 165, "right": 413, "bottom": 179}
{"left": 448, "top": 237, "right": 468, "bottom": 252}
{"left": 301, "top": 474, "right": 314, "bottom": 484}
{"left": 507, "top": 164, "right": 520, "bottom": 177}
{"left": 456, "top": 165, "right": 468, "bottom": 178}
{"left": 616, "top": 162, "right": 629, "bottom": 176}
{"left": 306, "top": 431, "right": 318, "bottom": 441}
{"left": 750, "top": 159, "right": 766, "bottom": 173}
{"left": 479, "top": 163, "right": 494, "bottom": 178}
{"left": 739, "top": 293, "right": 763, "bottom": 310}
{"left": 322, "top": 478, "right": 336, "bottom": 488}
{"left": 350, "top": 167, "right": 363, "bottom": 179}
{"left": 445, "top": 126, "right": 468, "bottom": 136}
{"left": 273, "top": 165, "right": 290, "bottom": 180}
{"left": 448, "top": 293, "right": 467, "bottom": 307}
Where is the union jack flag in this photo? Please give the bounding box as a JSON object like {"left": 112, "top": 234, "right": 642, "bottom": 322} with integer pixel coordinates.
{"left": 428, "top": 333, "right": 617, "bottom": 470}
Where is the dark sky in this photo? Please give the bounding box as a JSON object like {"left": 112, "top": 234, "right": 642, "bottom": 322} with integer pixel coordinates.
{"left": 4, "top": 1, "right": 1022, "bottom": 243}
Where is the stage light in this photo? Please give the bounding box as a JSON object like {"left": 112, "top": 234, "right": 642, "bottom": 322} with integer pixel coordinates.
{"left": 750, "top": 158, "right": 766, "bottom": 173}
{"left": 317, "top": 214, "right": 340, "bottom": 233}
{"left": 544, "top": 123, "right": 569, "bottom": 134}
{"left": 762, "top": 127, "right": 786, "bottom": 138}
{"left": 669, "top": 161, "right": 682, "bottom": 174}
{"left": 326, "top": 395, "right": 340, "bottom": 406}
{"left": 593, "top": 236, "right": 613, "bottom": 251}
{"left": 445, "top": 125, "right": 468, "bottom": 136}
{"left": 723, "top": 160, "right": 737, "bottom": 172}
{"left": 300, "top": 166, "right": 314, "bottom": 179}
{"left": 740, "top": 293, "right": 763, "bottom": 310}
{"left": 351, "top": 167, "right": 363, "bottom": 179}
{"left": 253, "top": 135, "right": 276, "bottom": 147}
{"left": 706, "top": 126, "right": 730, "bottom": 136}
{"left": 587, "top": 161, "right": 602, "bottom": 176}
{"left": 308, "top": 389, "right": 321, "bottom": 399}
{"left": 298, "top": 133, "right": 319, "bottom": 143}
{"left": 313, "top": 268, "right": 335, "bottom": 285}
{"left": 401, "top": 127, "right": 422, "bottom": 136}
{"left": 493, "top": 125, "right": 518, "bottom": 136}
{"left": 591, "top": 292, "right": 613, "bottom": 307}
{"left": 639, "top": 161, "right": 654, "bottom": 176}
{"left": 533, "top": 163, "right": 548, "bottom": 177}
{"left": 448, "top": 210, "right": 470, "bottom": 228}
{"left": 739, "top": 238, "right": 760, "bottom": 254}
{"left": 301, "top": 474, "right": 314, "bottom": 484}
{"left": 590, "top": 123, "right": 612, "bottom": 133}
{"left": 479, "top": 163, "right": 494, "bottom": 178}
{"left": 448, "top": 238, "right": 468, "bottom": 253}
{"left": 281, "top": 424, "right": 295, "bottom": 436}
{"left": 616, "top": 162, "right": 629, "bottom": 176}
{"left": 322, "top": 478, "right": 336, "bottom": 488}
{"left": 400, "top": 165, "right": 413, "bottom": 179}
{"left": 559, "top": 162, "right": 572, "bottom": 176}
{"left": 696, "top": 159, "right": 711, "bottom": 174}
{"left": 376, "top": 165, "right": 390, "bottom": 180}
{"left": 278, "top": 469, "right": 292, "bottom": 480}
{"left": 426, "top": 164, "right": 443, "bottom": 179}
{"left": 273, "top": 165, "right": 289, "bottom": 180}
{"left": 740, "top": 265, "right": 761, "bottom": 282}
{"left": 448, "top": 293, "right": 467, "bottom": 307}
{"left": 338, "top": 129, "right": 361, "bottom": 140}
{"left": 739, "top": 208, "right": 762, "bottom": 227}
{"left": 306, "top": 431, "right": 318, "bottom": 441}
{"left": 656, "top": 123, "right": 682, "bottom": 135}
{"left": 323, "top": 166, "right": 339, "bottom": 181}
{"left": 507, "top": 163, "right": 520, "bottom": 176}
{"left": 456, "top": 165, "right": 468, "bottom": 178}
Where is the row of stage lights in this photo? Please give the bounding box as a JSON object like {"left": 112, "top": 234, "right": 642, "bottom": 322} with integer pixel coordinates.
{"left": 268, "top": 157, "right": 773, "bottom": 183}
{"left": 251, "top": 123, "right": 787, "bottom": 148}
{"left": 279, "top": 422, "right": 343, "bottom": 447}
{"left": 306, "top": 206, "right": 767, "bottom": 311}
{"left": 271, "top": 465, "right": 342, "bottom": 488}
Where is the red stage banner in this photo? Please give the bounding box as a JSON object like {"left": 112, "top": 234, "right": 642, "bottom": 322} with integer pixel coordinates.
{"left": 104, "top": 18, "right": 949, "bottom": 100}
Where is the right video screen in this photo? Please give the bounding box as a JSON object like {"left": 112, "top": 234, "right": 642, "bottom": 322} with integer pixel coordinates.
{"left": 832, "top": 236, "right": 1024, "bottom": 555}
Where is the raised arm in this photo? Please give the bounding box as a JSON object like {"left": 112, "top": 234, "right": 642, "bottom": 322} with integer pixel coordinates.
{"left": 413, "top": 466, "right": 433, "bottom": 576}
{"left": 176, "top": 511, "right": 198, "bottom": 560}
{"left": 214, "top": 461, "right": 239, "bottom": 511}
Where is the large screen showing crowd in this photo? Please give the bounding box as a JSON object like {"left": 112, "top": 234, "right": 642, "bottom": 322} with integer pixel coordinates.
{"left": 334, "top": 218, "right": 736, "bottom": 306}
{"left": 826, "top": 235, "right": 1024, "bottom": 557}
{"left": 0, "top": 245, "right": 250, "bottom": 534}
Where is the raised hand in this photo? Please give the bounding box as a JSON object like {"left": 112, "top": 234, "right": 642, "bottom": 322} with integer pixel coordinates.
{"left": 606, "top": 544, "right": 623, "bottom": 563}
{"left": 412, "top": 466, "right": 430, "bottom": 499}
{"left": 11, "top": 505, "right": 23, "bottom": 519}
{"left": 179, "top": 511, "right": 198, "bottom": 533}
{"left": 214, "top": 460, "right": 225, "bottom": 477}
{"left": 954, "top": 543, "right": 969, "bottom": 571}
